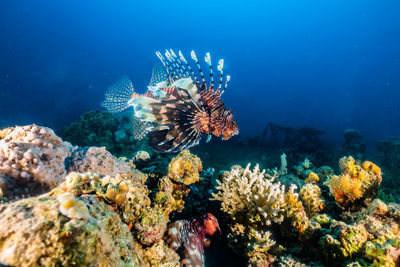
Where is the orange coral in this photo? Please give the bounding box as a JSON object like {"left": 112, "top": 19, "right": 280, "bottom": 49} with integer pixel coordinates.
{"left": 326, "top": 156, "right": 382, "bottom": 208}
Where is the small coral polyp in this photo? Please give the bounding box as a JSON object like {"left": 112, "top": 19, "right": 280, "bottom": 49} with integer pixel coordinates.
{"left": 326, "top": 156, "right": 382, "bottom": 209}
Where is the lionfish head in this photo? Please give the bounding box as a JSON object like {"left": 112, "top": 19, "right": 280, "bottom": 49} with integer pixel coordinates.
{"left": 221, "top": 109, "right": 239, "bottom": 140}
{"left": 210, "top": 105, "right": 239, "bottom": 140}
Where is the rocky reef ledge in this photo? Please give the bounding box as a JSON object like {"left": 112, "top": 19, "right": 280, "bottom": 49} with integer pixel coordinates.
{"left": 0, "top": 124, "right": 399, "bottom": 267}
{"left": 0, "top": 125, "right": 205, "bottom": 266}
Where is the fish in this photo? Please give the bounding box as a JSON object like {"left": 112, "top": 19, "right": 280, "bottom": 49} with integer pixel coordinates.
{"left": 102, "top": 49, "right": 239, "bottom": 153}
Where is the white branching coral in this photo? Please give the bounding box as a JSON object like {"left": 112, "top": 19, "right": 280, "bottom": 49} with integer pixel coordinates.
{"left": 211, "top": 164, "right": 286, "bottom": 226}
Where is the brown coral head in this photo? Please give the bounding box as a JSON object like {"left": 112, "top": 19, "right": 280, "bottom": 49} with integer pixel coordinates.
{"left": 201, "top": 213, "right": 220, "bottom": 236}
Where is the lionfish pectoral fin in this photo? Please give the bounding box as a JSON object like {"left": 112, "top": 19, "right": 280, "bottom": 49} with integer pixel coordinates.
{"left": 131, "top": 115, "right": 153, "bottom": 140}
{"left": 102, "top": 76, "right": 135, "bottom": 114}
{"left": 148, "top": 123, "right": 202, "bottom": 153}
{"left": 172, "top": 78, "right": 202, "bottom": 107}
{"left": 149, "top": 62, "right": 169, "bottom": 86}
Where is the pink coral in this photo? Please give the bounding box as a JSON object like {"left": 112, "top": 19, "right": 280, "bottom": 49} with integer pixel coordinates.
{"left": 165, "top": 213, "right": 219, "bottom": 267}
{"left": 0, "top": 125, "right": 70, "bottom": 196}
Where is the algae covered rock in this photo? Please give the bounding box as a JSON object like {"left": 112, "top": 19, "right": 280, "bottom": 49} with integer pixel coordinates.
{"left": 0, "top": 194, "right": 140, "bottom": 266}
{"left": 0, "top": 125, "right": 71, "bottom": 198}
{"left": 67, "top": 146, "right": 133, "bottom": 177}
{"left": 167, "top": 150, "right": 202, "bottom": 185}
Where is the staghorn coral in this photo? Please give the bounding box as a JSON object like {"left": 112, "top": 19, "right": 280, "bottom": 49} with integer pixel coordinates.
{"left": 211, "top": 164, "right": 286, "bottom": 226}
{"left": 300, "top": 184, "right": 325, "bottom": 217}
{"left": 168, "top": 150, "right": 202, "bottom": 185}
{"left": 0, "top": 125, "right": 71, "bottom": 197}
{"left": 326, "top": 156, "right": 382, "bottom": 209}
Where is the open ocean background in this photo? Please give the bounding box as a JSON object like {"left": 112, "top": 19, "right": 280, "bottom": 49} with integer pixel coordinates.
{"left": 1, "top": 0, "right": 399, "bottom": 146}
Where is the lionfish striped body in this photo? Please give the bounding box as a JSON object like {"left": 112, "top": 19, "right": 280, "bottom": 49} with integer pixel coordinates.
{"left": 102, "top": 50, "right": 238, "bottom": 153}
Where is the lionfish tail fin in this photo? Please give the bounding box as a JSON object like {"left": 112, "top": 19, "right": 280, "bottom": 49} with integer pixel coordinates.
{"left": 102, "top": 76, "right": 136, "bottom": 114}
{"left": 131, "top": 85, "right": 204, "bottom": 153}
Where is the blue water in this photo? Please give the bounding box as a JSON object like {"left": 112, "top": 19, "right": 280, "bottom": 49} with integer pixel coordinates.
{"left": 1, "top": 0, "right": 400, "bottom": 145}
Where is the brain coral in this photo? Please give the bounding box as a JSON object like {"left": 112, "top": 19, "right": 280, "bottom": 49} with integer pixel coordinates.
{"left": 0, "top": 125, "right": 70, "bottom": 195}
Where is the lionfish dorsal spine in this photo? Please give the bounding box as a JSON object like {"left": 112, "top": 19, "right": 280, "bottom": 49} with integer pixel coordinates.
{"left": 165, "top": 50, "right": 181, "bottom": 80}
{"left": 191, "top": 50, "right": 207, "bottom": 90}
{"left": 179, "top": 50, "right": 201, "bottom": 88}
{"left": 167, "top": 49, "right": 190, "bottom": 79}
{"left": 216, "top": 59, "right": 224, "bottom": 93}
{"left": 156, "top": 51, "right": 174, "bottom": 83}
{"left": 204, "top": 52, "right": 214, "bottom": 91}
{"left": 221, "top": 75, "right": 231, "bottom": 95}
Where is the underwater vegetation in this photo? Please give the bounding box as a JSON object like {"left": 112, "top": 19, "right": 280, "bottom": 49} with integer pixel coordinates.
{"left": 0, "top": 123, "right": 399, "bottom": 266}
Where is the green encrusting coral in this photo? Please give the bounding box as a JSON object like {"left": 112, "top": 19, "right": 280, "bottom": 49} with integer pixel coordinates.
{"left": 60, "top": 110, "right": 149, "bottom": 158}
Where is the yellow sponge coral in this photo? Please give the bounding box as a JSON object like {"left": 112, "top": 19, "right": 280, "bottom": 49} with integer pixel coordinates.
{"left": 326, "top": 156, "right": 382, "bottom": 209}
{"left": 57, "top": 192, "right": 90, "bottom": 220}
{"left": 300, "top": 184, "right": 325, "bottom": 217}
{"left": 167, "top": 150, "right": 202, "bottom": 185}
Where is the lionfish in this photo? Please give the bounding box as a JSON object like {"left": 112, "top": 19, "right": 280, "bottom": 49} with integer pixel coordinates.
{"left": 102, "top": 49, "right": 239, "bottom": 153}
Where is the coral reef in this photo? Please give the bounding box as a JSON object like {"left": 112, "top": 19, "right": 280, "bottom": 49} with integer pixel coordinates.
{"left": 299, "top": 184, "right": 325, "bottom": 217}
{"left": 212, "top": 156, "right": 399, "bottom": 266}
{"left": 0, "top": 194, "right": 141, "bottom": 266}
{"left": 211, "top": 164, "right": 287, "bottom": 265}
{"left": 0, "top": 125, "right": 71, "bottom": 198}
{"left": 325, "top": 156, "right": 382, "bottom": 209}
{"left": 211, "top": 164, "right": 286, "bottom": 226}
{"left": 60, "top": 110, "right": 150, "bottom": 158}
{"left": 66, "top": 146, "right": 133, "bottom": 176}
{"left": 168, "top": 150, "right": 202, "bottom": 185}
